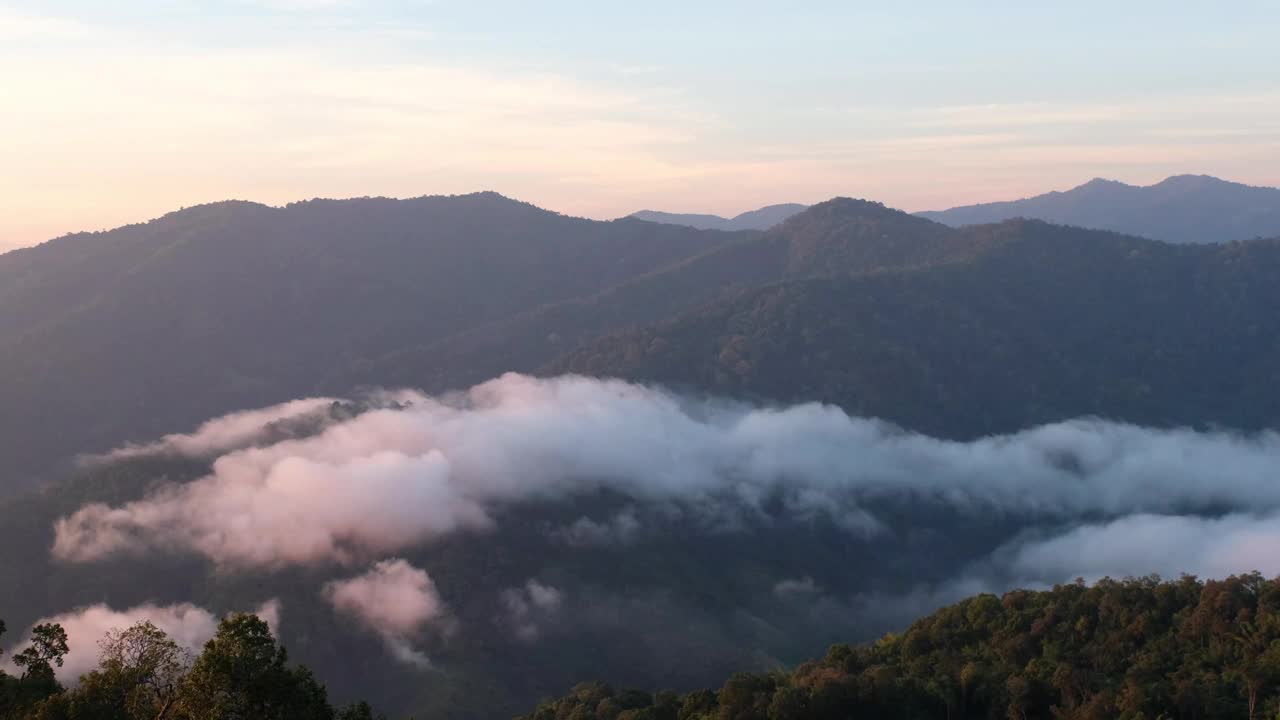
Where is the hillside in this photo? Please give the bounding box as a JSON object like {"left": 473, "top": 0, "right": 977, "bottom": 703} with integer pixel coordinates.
{"left": 9, "top": 192, "right": 1280, "bottom": 491}
{"left": 918, "top": 174, "right": 1280, "bottom": 244}
{"left": 0, "top": 194, "right": 746, "bottom": 486}
{"left": 629, "top": 203, "right": 808, "bottom": 231}
{"left": 338, "top": 199, "right": 997, "bottom": 393}
{"left": 553, "top": 221, "right": 1280, "bottom": 438}
{"left": 518, "top": 574, "right": 1280, "bottom": 720}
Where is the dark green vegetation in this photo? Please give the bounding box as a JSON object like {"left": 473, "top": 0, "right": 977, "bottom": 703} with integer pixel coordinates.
{"left": 520, "top": 574, "right": 1280, "bottom": 720}
{"left": 919, "top": 174, "right": 1280, "bottom": 244}
{"left": 1, "top": 612, "right": 381, "bottom": 720}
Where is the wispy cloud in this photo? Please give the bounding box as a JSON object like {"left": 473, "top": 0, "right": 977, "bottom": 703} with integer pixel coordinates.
{"left": 324, "top": 559, "right": 448, "bottom": 667}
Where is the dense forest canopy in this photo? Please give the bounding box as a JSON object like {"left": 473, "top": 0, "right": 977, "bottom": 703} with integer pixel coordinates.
{"left": 519, "top": 574, "right": 1280, "bottom": 720}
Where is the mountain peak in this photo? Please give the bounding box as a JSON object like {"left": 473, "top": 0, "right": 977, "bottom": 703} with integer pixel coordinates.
{"left": 1078, "top": 177, "right": 1127, "bottom": 189}
{"left": 920, "top": 174, "right": 1280, "bottom": 243}
{"left": 1154, "top": 174, "right": 1230, "bottom": 189}
{"left": 803, "top": 197, "right": 892, "bottom": 216}
{"left": 787, "top": 197, "right": 935, "bottom": 228}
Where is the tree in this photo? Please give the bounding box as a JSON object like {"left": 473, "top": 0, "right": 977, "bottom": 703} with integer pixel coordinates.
{"left": 1229, "top": 618, "right": 1280, "bottom": 720}
{"left": 13, "top": 624, "right": 70, "bottom": 680}
{"left": 176, "top": 614, "right": 331, "bottom": 720}
{"left": 2, "top": 623, "right": 68, "bottom": 720}
{"left": 72, "top": 621, "right": 192, "bottom": 720}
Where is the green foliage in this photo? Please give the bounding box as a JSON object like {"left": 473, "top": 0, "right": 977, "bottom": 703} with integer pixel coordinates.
{"left": 177, "top": 614, "right": 331, "bottom": 720}
{"left": 518, "top": 574, "right": 1280, "bottom": 720}
{"left": 43, "top": 621, "right": 192, "bottom": 720}
{"left": 13, "top": 625, "right": 69, "bottom": 678}
{"left": 1, "top": 623, "right": 68, "bottom": 719}
{"left": 0, "top": 614, "right": 384, "bottom": 720}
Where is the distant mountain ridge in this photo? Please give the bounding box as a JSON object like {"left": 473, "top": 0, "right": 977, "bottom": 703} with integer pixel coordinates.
{"left": 551, "top": 207, "right": 1280, "bottom": 439}
{"left": 919, "top": 174, "right": 1280, "bottom": 244}
{"left": 0, "top": 191, "right": 746, "bottom": 484}
{"left": 8, "top": 188, "right": 1280, "bottom": 491}
{"left": 628, "top": 203, "right": 807, "bottom": 231}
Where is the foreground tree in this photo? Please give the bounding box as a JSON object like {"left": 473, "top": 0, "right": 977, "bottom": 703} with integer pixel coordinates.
{"left": 1, "top": 622, "right": 69, "bottom": 720}
{"left": 175, "top": 614, "right": 332, "bottom": 720}
{"left": 39, "top": 621, "right": 192, "bottom": 720}
{"left": 5, "top": 614, "right": 382, "bottom": 720}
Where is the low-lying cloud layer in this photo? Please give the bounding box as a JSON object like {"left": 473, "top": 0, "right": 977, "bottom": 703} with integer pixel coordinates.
{"left": 52, "top": 373, "right": 1280, "bottom": 589}
{"left": 100, "top": 397, "right": 337, "bottom": 461}
{"left": 323, "top": 559, "right": 447, "bottom": 667}
{"left": 1000, "top": 511, "right": 1280, "bottom": 583}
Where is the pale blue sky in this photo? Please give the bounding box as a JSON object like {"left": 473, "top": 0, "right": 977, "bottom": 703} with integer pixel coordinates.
{"left": 3, "top": 1, "right": 1279, "bottom": 247}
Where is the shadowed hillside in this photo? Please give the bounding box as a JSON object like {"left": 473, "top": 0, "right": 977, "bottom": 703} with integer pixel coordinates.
{"left": 0, "top": 194, "right": 746, "bottom": 485}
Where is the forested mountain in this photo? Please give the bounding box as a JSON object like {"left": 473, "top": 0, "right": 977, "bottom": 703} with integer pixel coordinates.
{"left": 519, "top": 574, "right": 1280, "bottom": 720}
{"left": 336, "top": 199, "right": 996, "bottom": 393}
{"left": 629, "top": 204, "right": 807, "bottom": 231}
{"left": 8, "top": 191, "right": 1280, "bottom": 490}
{"left": 355, "top": 198, "right": 1280, "bottom": 436}
{"left": 0, "top": 194, "right": 746, "bottom": 486}
{"left": 552, "top": 220, "right": 1280, "bottom": 439}
{"left": 6, "top": 192, "right": 1280, "bottom": 719}
{"left": 918, "top": 174, "right": 1280, "bottom": 244}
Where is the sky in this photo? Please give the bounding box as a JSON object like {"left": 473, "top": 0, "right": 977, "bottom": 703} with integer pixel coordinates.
{"left": 3, "top": 1, "right": 1279, "bottom": 250}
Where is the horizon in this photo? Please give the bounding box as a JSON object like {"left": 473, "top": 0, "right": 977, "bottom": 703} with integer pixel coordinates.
{"left": 6, "top": 172, "right": 1279, "bottom": 251}
{"left": 5, "top": 1, "right": 1280, "bottom": 251}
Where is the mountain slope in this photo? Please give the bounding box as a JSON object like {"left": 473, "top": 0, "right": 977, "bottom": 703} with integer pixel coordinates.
{"left": 334, "top": 199, "right": 995, "bottom": 393}
{"left": 918, "top": 174, "right": 1280, "bottom": 243}
{"left": 629, "top": 203, "right": 807, "bottom": 231}
{"left": 10, "top": 190, "right": 1280, "bottom": 490}
{"left": 519, "top": 574, "right": 1277, "bottom": 720}
{"left": 553, "top": 221, "right": 1280, "bottom": 438}
{"left": 0, "top": 193, "right": 745, "bottom": 485}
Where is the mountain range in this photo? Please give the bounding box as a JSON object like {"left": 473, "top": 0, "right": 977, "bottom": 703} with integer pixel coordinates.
{"left": 6, "top": 187, "right": 1280, "bottom": 486}
{"left": 919, "top": 174, "right": 1280, "bottom": 243}
{"left": 635, "top": 175, "right": 1280, "bottom": 245}
{"left": 4, "top": 186, "right": 1280, "bottom": 718}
